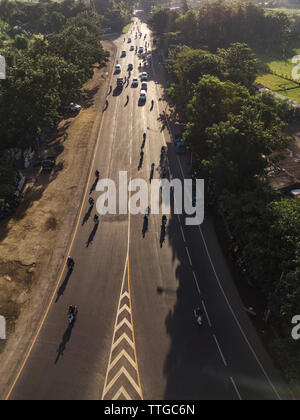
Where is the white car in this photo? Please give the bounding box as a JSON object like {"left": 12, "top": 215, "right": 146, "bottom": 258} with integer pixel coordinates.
{"left": 132, "top": 77, "right": 139, "bottom": 87}
{"left": 141, "top": 81, "right": 147, "bottom": 90}
{"left": 140, "top": 90, "right": 147, "bottom": 101}
{"left": 115, "top": 64, "right": 121, "bottom": 73}
{"left": 141, "top": 72, "right": 148, "bottom": 81}
{"left": 65, "top": 103, "right": 82, "bottom": 113}
{"left": 290, "top": 189, "right": 300, "bottom": 198}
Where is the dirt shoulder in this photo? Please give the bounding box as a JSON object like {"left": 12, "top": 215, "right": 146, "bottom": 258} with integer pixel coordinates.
{"left": 0, "top": 40, "right": 116, "bottom": 399}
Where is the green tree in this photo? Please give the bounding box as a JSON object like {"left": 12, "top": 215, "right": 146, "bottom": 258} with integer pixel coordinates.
{"left": 13, "top": 34, "right": 29, "bottom": 50}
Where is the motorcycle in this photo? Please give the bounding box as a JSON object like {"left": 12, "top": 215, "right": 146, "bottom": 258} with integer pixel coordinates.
{"left": 67, "top": 258, "right": 75, "bottom": 272}
{"left": 94, "top": 215, "right": 99, "bottom": 226}
{"left": 194, "top": 308, "right": 203, "bottom": 326}
{"left": 68, "top": 306, "right": 78, "bottom": 325}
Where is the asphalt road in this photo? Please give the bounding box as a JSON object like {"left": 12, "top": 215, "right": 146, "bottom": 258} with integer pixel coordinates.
{"left": 7, "top": 11, "right": 291, "bottom": 400}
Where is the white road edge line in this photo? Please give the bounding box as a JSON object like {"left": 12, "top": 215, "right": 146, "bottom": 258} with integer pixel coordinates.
{"left": 197, "top": 225, "right": 281, "bottom": 400}
{"left": 202, "top": 300, "right": 212, "bottom": 328}
{"left": 185, "top": 247, "right": 192, "bottom": 266}
{"left": 192, "top": 271, "right": 201, "bottom": 295}
{"left": 180, "top": 225, "right": 186, "bottom": 243}
{"left": 213, "top": 334, "right": 228, "bottom": 367}
{"left": 230, "top": 377, "right": 242, "bottom": 401}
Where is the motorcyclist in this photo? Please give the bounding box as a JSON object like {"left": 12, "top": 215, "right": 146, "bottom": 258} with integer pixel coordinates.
{"left": 68, "top": 305, "right": 78, "bottom": 323}
{"left": 94, "top": 214, "right": 99, "bottom": 225}
{"left": 194, "top": 307, "right": 203, "bottom": 325}
{"left": 67, "top": 256, "right": 74, "bottom": 270}
{"left": 95, "top": 170, "right": 100, "bottom": 179}
{"left": 145, "top": 206, "right": 150, "bottom": 217}
{"left": 69, "top": 305, "right": 76, "bottom": 315}
{"left": 89, "top": 197, "right": 94, "bottom": 208}
{"left": 151, "top": 99, "right": 154, "bottom": 107}
{"left": 151, "top": 163, "right": 155, "bottom": 170}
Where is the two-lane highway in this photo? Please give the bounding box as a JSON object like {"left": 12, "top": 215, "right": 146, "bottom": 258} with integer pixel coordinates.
{"left": 6, "top": 12, "right": 290, "bottom": 400}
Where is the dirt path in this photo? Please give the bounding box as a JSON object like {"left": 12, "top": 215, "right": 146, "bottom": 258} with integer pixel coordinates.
{"left": 0, "top": 40, "right": 116, "bottom": 399}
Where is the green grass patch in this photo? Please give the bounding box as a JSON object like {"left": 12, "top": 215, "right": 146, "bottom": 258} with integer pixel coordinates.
{"left": 278, "top": 87, "right": 300, "bottom": 102}
{"left": 264, "top": 8, "right": 300, "bottom": 17}
{"left": 256, "top": 73, "right": 299, "bottom": 91}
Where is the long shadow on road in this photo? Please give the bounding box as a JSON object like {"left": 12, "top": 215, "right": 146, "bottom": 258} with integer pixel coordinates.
{"left": 55, "top": 322, "right": 75, "bottom": 364}
{"left": 55, "top": 271, "right": 72, "bottom": 303}
{"left": 86, "top": 223, "right": 99, "bottom": 248}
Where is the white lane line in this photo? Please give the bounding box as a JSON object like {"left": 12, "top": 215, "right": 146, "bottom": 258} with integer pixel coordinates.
{"left": 202, "top": 300, "right": 212, "bottom": 328}
{"left": 230, "top": 377, "right": 243, "bottom": 401}
{"left": 180, "top": 225, "right": 186, "bottom": 243}
{"left": 213, "top": 334, "right": 228, "bottom": 367}
{"left": 192, "top": 271, "right": 201, "bottom": 295}
{"left": 185, "top": 247, "right": 193, "bottom": 266}
{"left": 197, "top": 225, "right": 281, "bottom": 400}
{"left": 177, "top": 214, "right": 181, "bottom": 223}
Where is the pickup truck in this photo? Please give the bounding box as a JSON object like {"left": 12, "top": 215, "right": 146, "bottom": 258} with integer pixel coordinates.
{"left": 117, "top": 78, "right": 124, "bottom": 89}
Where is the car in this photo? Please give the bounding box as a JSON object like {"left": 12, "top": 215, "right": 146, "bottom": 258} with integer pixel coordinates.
{"left": 41, "top": 158, "right": 55, "bottom": 171}
{"left": 115, "top": 64, "right": 121, "bottom": 73}
{"left": 64, "top": 103, "right": 82, "bottom": 113}
{"left": 128, "top": 38, "right": 132, "bottom": 43}
{"left": 128, "top": 63, "right": 133, "bottom": 71}
{"left": 130, "top": 45, "right": 134, "bottom": 51}
{"left": 139, "top": 46, "right": 144, "bottom": 53}
{"left": 121, "top": 50, "right": 126, "bottom": 57}
{"left": 139, "top": 90, "right": 147, "bottom": 101}
{"left": 290, "top": 189, "right": 300, "bottom": 198}
{"left": 141, "top": 81, "right": 147, "bottom": 90}
{"left": 141, "top": 72, "right": 148, "bottom": 81}
{"left": 132, "top": 77, "right": 139, "bottom": 87}
{"left": 175, "top": 141, "right": 186, "bottom": 154}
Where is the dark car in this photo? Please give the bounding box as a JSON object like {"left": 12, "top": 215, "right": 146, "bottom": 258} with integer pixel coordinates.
{"left": 41, "top": 158, "right": 55, "bottom": 171}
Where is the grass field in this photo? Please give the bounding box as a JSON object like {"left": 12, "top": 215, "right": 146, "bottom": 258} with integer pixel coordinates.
{"left": 256, "top": 47, "right": 300, "bottom": 102}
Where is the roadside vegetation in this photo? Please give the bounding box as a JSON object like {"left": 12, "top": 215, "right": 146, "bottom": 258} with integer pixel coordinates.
{"left": 0, "top": 0, "right": 138, "bottom": 211}
{"left": 149, "top": 0, "right": 300, "bottom": 386}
